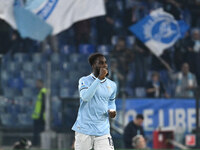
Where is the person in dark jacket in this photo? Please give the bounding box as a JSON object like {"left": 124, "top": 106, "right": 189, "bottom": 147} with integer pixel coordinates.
{"left": 123, "top": 114, "right": 145, "bottom": 149}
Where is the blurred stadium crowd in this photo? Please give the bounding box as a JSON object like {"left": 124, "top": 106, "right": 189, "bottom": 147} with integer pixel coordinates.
{"left": 0, "top": 0, "right": 200, "bottom": 141}
{"left": 1, "top": 0, "right": 200, "bottom": 97}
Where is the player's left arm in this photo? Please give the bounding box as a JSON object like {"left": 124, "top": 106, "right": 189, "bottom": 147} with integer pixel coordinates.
{"left": 108, "top": 83, "right": 117, "bottom": 118}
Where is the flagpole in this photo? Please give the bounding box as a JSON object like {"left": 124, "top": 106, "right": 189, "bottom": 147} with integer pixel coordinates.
{"left": 152, "top": 51, "right": 173, "bottom": 72}
{"left": 0, "top": 54, "right": 2, "bottom": 95}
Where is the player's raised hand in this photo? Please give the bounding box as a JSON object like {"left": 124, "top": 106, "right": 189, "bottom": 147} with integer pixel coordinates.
{"left": 108, "top": 110, "right": 116, "bottom": 118}
{"left": 98, "top": 68, "right": 108, "bottom": 80}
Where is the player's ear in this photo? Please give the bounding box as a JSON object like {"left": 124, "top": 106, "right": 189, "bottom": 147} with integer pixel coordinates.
{"left": 92, "top": 63, "right": 96, "bottom": 69}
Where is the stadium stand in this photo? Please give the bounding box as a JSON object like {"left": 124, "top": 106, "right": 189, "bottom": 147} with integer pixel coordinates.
{"left": 0, "top": 0, "right": 200, "bottom": 149}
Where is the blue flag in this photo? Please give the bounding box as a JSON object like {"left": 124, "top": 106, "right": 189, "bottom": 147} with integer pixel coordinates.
{"left": 129, "top": 8, "right": 189, "bottom": 56}
{"left": 14, "top": 3, "right": 52, "bottom": 41}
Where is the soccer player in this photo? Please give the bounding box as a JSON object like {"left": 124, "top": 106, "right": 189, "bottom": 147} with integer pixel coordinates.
{"left": 72, "top": 53, "right": 117, "bottom": 150}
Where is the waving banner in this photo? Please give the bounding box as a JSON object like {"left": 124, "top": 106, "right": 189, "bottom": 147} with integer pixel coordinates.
{"left": 129, "top": 8, "right": 189, "bottom": 56}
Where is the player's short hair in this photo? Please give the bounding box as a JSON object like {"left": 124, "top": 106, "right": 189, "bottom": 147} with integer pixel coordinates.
{"left": 136, "top": 114, "right": 144, "bottom": 120}
{"left": 88, "top": 53, "right": 105, "bottom": 66}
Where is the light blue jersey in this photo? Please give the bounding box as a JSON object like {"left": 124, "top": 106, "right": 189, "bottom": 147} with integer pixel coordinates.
{"left": 72, "top": 73, "right": 117, "bottom": 136}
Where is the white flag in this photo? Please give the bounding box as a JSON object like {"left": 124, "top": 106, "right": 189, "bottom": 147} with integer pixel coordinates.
{"left": 26, "top": 0, "right": 106, "bottom": 35}
{"left": 0, "top": 0, "right": 16, "bottom": 29}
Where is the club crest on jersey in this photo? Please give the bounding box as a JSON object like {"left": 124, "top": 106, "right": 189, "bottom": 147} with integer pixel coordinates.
{"left": 80, "top": 81, "right": 86, "bottom": 88}
{"left": 107, "top": 86, "right": 111, "bottom": 91}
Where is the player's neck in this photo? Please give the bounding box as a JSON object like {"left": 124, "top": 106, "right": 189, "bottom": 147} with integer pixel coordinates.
{"left": 93, "top": 72, "right": 99, "bottom": 78}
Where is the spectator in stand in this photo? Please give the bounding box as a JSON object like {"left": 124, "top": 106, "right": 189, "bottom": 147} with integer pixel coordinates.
{"left": 174, "top": 29, "right": 200, "bottom": 80}
{"left": 162, "top": 0, "right": 182, "bottom": 20}
{"left": 74, "top": 19, "right": 91, "bottom": 45}
{"left": 147, "top": 0, "right": 162, "bottom": 11}
{"left": 9, "top": 31, "right": 22, "bottom": 54}
{"left": 0, "top": 19, "right": 12, "bottom": 54}
{"left": 96, "top": 0, "right": 117, "bottom": 44}
{"left": 184, "top": 29, "right": 200, "bottom": 78}
{"left": 40, "top": 35, "right": 58, "bottom": 52}
{"left": 146, "top": 71, "right": 169, "bottom": 98}
{"left": 151, "top": 49, "right": 173, "bottom": 71}
{"left": 124, "top": 4, "right": 138, "bottom": 33}
{"left": 192, "top": 29, "right": 200, "bottom": 53}
{"left": 110, "top": 37, "right": 134, "bottom": 95}
{"left": 32, "top": 79, "right": 47, "bottom": 146}
{"left": 174, "top": 31, "right": 193, "bottom": 71}
{"left": 108, "top": 59, "right": 124, "bottom": 95}
{"left": 192, "top": 29, "right": 200, "bottom": 84}
{"left": 123, "top": 114, "right": 145, "bottom": 149}
{"left": 170, "top": 63, "right": 197, "bottom": 98}
{"left": 0, "top": 24, "right": 37, "bottom": 54}
{"left": 132, "top": 135, "right": 147, "bottom": 150}
{"left": 132, "top": 39, "right": 149, "bottom": 87}
{"left": 181, "top": 2, "right": 192, "bottom": 26}
{"left": 187, "top": 0, "right": 200, "bottom": 27}
{"left": 124, "top": 1, "right": 149, "bottom": 35}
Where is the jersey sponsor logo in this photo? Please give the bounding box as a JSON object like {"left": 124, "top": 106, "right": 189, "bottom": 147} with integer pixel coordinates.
{"left": 107, "top": 86, "right": 111, "bottom": 91}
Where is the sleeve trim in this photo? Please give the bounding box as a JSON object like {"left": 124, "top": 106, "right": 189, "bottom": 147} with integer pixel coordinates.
{"left": 80, "top": 87, "right": 88, "bottom": 91}
{"left": 110, "top": 98, "right": 115, "bottom": 101}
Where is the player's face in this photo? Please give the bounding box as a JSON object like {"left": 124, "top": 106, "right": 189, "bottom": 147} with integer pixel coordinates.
{"left": 94, "top": 56, "right": 108, "bottom": 76}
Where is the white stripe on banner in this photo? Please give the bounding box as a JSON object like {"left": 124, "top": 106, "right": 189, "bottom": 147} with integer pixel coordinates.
{"left": 145, "top": 39, "right": 176, "bottom": 56}
{"left": 26, "top": 0, "right": 106, "bottom": 35}
{"left": 0, "top": 0, "right": 105, "bottom": 40}
{"left": 0, "top": 0, "right": 17, "bottom": 29}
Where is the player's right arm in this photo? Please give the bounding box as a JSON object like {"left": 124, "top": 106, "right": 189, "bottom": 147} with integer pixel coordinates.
{"left": 79, "top": 77, "right": 101, "bottom": 102}
{"left": 79, "top": 68, "right": 107, "bottom": 102}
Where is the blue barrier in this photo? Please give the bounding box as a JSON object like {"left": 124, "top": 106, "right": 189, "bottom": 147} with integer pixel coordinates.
{"left": 115, "top": 98, "right": 196, "bottom": 147}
